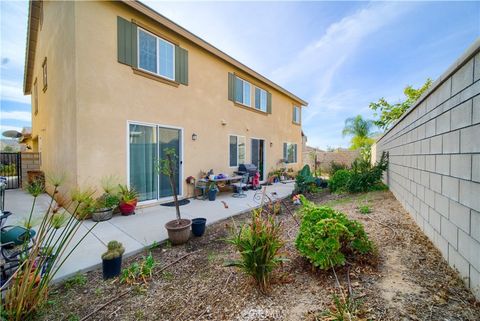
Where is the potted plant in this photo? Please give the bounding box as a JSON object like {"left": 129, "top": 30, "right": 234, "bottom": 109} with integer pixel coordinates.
{"left": 207, "top": 182, "right": 219, "bottom": 201}
{"left": 155, "top": 148, "right": 191, "bottom": 245}
{"left": 191, "top": 218, "right": 207, "bottom": 237}
{"left": 101, "top": 240, "right": 125, "bottom": 279}
{"left": 118, "top": 185, "right": 138, "bottom": 216}
{"left": 91, "top": 193, "right": 119, "bottom": 222}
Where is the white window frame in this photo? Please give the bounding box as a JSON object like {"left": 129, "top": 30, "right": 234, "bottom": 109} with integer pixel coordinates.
{"left": 284, "top": 142, "right": 298, "bottom": 164}
{"left": 234, "top": 76, "right": 252, "bottom": 107}
{"left": 293, "top": 106, "right": 301, "bottom": 124}
{"left": 137, "top": 27, "right": 175, "bottom": 81}
{"left": 229, "top": 135, "right": 246, "bottom": 168}
{"left": 255, "top": 87, "right": 267, "bottom": 112}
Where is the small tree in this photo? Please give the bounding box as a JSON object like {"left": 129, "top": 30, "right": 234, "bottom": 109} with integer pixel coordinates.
{"left": 342, "top": 115, "right": 376, "bottom": 150}
{"left": 369, "top": 78, "right": 432, "bottom": 130}
{"left": 155, "top": 148, "right": 181, "bottom": 223}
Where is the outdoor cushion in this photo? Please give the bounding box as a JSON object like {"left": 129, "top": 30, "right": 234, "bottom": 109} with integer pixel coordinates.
{"left": 1, "top": 226, "right": 36, "bottom": 246}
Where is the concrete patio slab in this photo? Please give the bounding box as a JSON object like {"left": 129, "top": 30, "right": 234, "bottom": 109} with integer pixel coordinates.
{"left": 3, "top": 182, "right": 294, "bottom": 282}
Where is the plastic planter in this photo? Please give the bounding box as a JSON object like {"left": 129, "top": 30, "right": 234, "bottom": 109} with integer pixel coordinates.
{"left": 191, "top": 218, "right": 207, "bottom": 237}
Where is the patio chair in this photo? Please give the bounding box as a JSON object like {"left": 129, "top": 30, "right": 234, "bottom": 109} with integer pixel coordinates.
{"left": 231, "top": 173, "right": 249, "bottom": 198}
{"left": 194, "top": 179, "right": 208, "bottom": 200}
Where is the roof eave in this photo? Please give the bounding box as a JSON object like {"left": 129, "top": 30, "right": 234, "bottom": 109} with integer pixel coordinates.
{"left": 23, "top": 0, "right": 41, "bottom": 95}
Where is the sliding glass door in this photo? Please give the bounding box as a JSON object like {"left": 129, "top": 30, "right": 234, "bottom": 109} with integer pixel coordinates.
{"left": 251, "top": 138, "right": 265, "bottom": 181}
{"left": 129, "top": 123, "right": 181, "bottom": 202}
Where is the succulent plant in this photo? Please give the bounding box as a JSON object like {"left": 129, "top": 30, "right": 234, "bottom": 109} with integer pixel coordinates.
{"left": 101, "top": 240, "right": 125, "bottom": 260}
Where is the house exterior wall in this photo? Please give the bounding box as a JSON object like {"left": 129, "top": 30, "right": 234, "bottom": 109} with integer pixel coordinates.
{"left": 375, "top": 40, "right": 480, "bottom": 300}
{"left": 29, "top": 1, "right": 304, "bottom": 198}
{"left": 30, "top": 0, "right": 78, "bottom": 192}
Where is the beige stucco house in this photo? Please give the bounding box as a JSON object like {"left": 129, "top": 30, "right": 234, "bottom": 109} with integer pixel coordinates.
{"left": 24, "top": 0, "right": 307, "bottom": 203}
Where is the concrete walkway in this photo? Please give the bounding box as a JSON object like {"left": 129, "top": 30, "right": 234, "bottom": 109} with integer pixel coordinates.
{"left": 4, "top": 182, "right": 294, "bottom": 282}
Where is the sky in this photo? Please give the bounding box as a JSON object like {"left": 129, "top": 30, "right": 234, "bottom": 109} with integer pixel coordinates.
{"left": 0, "top": 1, "right": 479, "bottom": 149}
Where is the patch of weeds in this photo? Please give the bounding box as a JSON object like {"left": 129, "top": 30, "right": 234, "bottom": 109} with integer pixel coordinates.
{"left": 207, "top": 251, "right": 217, "bottom": 263}
{"left": 317, "top": 293, "right": 363, "bottom": 321}
{"left": 149, "top": 240, "right": 160, "bottom": 250}
{"left": 64, "top": 273, "right": 87, "bottom": 290}
{"left": 67, "top": 314, "right": 80, "bottom": 321}
{"left": 133, "top": 285, "right": 147, "bottom": 295}
{"left": 162, "top": 271, "right": 174, "bottom": 280}
{"left": 94, "top": 287, "right": 104, "bottom": 296}
{"left": 358, "top": 205, "right": 371, "bottom": 214}
{"left": 120, "top": 252, "right": 156, "bottom": 284}
{"left": 134, "top": 309, "right": 145, "bottom": 320}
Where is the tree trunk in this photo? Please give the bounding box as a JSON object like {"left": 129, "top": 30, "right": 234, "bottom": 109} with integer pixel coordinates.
{"left": 166, "top": 153, "right": 181, "bottom": 222}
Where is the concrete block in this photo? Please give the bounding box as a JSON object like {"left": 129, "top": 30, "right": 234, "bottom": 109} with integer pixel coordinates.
{"left": 425, "top": 188, "right": 435, "bottom": 207}
{"left": 451, "top": 100, "right": 473, "bottom": 130}
{"left": 425, "top": 155, "right": 435, "bottom": 172}
{"left": 436, "top": 155, "right": 450, "bottom": 175}
{"left": 434, "top": 78, "right": 452, "bottom": 107}
{"left": 459, "top": 180, "right": 480, "bottom": 212}
{"left": 442, "top": 131, "right": 460, "bottom": 154}
{"left": 436, "top": 111, "right": 451, "bottom": 134}
{"left": 421, "top": 170, "right": 430, "bottom": 187}
{"left": 442, "top": 176, "right": 459, "bottom": 201}
{"left": 450, "top": 154, "right": 471, "bottom": 180}
{"left": 448, "top": 245, "right": 470, "bottom": 285}
{"left": 420, "top": 201, "right": 429, "bottom": 220}
{"left": 430, "top": 135, "right": 443, "bottom": 154}
{"left": 470, "top": 265, "right": 480, "bottom": 300}
{"left": 441, "top": 216, "right": 458, "bottom": 248}
{"left": 474, "top": 95, "right": 480, "bottom": 125}
{"left": 449, "top": 200, "right": 471, "bottom": 234}
{"left": 458, "top": 229, "right": 480, "bottom": 271}
{"left": 417, "top": 184, "right": 425, "bottom": 199}
{"left": 433, "top": 230, "right": 449, "bottom": 258}
{"left": 435, "top": 192, "right": 449, "bottom": 217}
{"left": 417, "top": 155, "right": 426, "bottom": 170}
{"left": 476, "top": 52, "right": 480, "bottom": 82}
{"left": 452, "top": 59, "right": 474, "bottom": 96}
{"left": 414, "top": 141, "right": 421, "bottom": 154}
{"left": 473, "top": 155, "right": 480, "bottom": 183}
{"left": 426, "top": 119, "right": 436, "bottom": 137}
{"left": 429, "top": 207, "right": 442, "bottom": 231}
{"left": 461, "top": 124, "right": 480, "bottom": 153}
{"left": 418, "top": 124, "right": 426, "bottom": 140}
{"left": 472, "top": 210, "right": 480, "bottom": 243}
{"left": 430, "top": 173, "right": 442, "bottom": 193}
{"left": 421, "top": 139, "right": 430, "bottom": 154}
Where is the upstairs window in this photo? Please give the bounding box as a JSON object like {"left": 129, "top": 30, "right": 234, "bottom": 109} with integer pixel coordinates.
{"left": 234, "top": 76, "right": 251, "bottom": 106}
{"left": 293, "top": 106, "right": 301, "bottom": 124}
{"left": 283, "top": 142, "right": 297, "bottom": 163}
{"left": 138, "top": 28, "right": 175, "bottom": 80}
{"left": 255, "top": 88, "right": 267, "bottom": 112}
{"left": 229, "top": 135, "right": 246, "bottom": 167}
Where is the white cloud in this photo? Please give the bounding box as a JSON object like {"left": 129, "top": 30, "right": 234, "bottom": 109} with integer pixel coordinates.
{"left": 1, "top": 110, "right": 31, "bottom": 121}
{"left": 0, "top": 79, "right": 30, "bottom": 104}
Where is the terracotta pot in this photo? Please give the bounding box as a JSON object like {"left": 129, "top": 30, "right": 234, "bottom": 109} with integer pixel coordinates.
{"left": 165, "top": 219, "right": 192, "bottom": 245}
{"left": 119, "top": 199, "right": 137, "bottom": 216}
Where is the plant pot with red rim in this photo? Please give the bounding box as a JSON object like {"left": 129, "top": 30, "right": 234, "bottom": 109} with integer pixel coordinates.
{"left": 118, "top": 185, "right": 139, "bottom": 216}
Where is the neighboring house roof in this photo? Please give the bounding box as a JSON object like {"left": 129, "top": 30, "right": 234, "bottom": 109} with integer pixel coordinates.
{"left": 23, "top": 0, "right": 308, "bottom": 107}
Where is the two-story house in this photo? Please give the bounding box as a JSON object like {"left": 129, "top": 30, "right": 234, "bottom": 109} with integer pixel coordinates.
{"left": 23, "top": 0, "right": 308, "bottom": 203}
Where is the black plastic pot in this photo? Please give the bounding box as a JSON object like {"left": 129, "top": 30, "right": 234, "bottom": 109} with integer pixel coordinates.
{"left": 191, "top": 218, "right": 207, "bottom": 237}
{"left": 208, "top": 190, "right": 217, "bottom": 201}
{"left": 102, "top": 256, "right": 122, "bottom": 279}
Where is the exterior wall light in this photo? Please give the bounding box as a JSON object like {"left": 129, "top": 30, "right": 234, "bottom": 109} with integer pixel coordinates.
{"left": 192, "top": 133, "right": 198, "bottom": 141}
{"left": 270, "top": 142, "right": 273, "bottom": 147}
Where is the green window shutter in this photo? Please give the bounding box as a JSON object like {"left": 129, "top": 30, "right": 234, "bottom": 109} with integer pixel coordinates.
{"left": 117, "top": 16, "right": 137, "bottom": 67}
{"left": 267, "top": 92, "right": 272, "bottom": 114}
{"left": 175, "top": 46, "right": 189, "bottom": 85}
{"left": 283, "top": 143, "right": 287, "bottom": 162}
{"left": 228, "top": 72, "right": 235, "bottom": 102}
{"left": 254, "top": 88, "right": 260, "bottom": 109}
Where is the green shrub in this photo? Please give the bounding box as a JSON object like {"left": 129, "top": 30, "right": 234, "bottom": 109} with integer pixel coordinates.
{"left": 295, "top": 165, "right": 317, "bottom": 194}
{"left": 358, "top": 205, "right": 371, "bottom": 215}
{"left": 329, "top": 170, "right": 352, "bottom": 193}
{"left": 295, "top": 196, "right": 373, "bottom": 269}
{"left": 226, "top": 209, "right": 286, "bottom": 293}
{"left": 329, "top": 161, "right": 348, "bottom": 176}
{"left": 120, "top": 253, "right": 155, "bottom": 284}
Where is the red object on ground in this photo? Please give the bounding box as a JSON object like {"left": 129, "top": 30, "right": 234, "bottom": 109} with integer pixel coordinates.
{"left": 119, "top": 199, "right": 137, "bottom": 215}
{"left": 252, "top": 171, "right": 260, "bottom": 189}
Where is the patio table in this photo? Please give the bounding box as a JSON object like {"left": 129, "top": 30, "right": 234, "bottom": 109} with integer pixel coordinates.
{"left": 199, "top": 175, "right": 243, "bottom": 190}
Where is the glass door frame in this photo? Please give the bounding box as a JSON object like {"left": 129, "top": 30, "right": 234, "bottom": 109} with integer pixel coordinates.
{"left": 127, "top": 120, "right": 184, "bottom": 205}
{"left": 250, "top": 137, "right": 266, "bottom": 182}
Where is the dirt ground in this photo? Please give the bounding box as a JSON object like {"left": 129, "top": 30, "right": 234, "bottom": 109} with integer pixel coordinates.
{"left": 38, "top": 191, "right": 480, "bottom": 321}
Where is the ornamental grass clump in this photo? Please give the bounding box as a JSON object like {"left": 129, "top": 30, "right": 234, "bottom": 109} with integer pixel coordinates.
{"left": 295, "top": 196, "right": 373, "bottom": 270}
{"left": 1, "top": 176, "right": 98, "bottom": 321}
{"left": 226, "top": 208, "right": 286, "bottom": 294}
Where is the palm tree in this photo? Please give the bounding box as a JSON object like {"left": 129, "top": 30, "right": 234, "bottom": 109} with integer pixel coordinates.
{"left": 342, "top": 115, "right": 375, "bottom": 150}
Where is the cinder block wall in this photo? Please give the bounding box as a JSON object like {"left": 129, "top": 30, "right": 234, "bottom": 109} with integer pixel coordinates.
{"left": 20, "top": 152, "right": 42, "bottom": 188}
{"left": 375, "top": 40, "right": 480, "bottom": 300}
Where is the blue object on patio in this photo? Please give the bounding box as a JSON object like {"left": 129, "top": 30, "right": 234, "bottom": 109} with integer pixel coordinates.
{"left": 1, "top": 225, "right": 36, "bottom": 246}
{"left": 231, "top": 173, "right": 249, "bottom": 198}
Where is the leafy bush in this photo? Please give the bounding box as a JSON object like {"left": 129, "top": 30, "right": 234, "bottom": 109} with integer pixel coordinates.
{"left": 358, "top": 205, "right": 371, "bottom": 215}
{"left": 330, "top": 161, "right": 348, "bottom": 176}
{"left": 120, "top": 253, "right": 155, "bottom": 284}
{"left": 295, "top": 196, "right": 373, "bottom": 269}
{"left": 295, "top": 165, "right": 317, "bottom": 194}
{"left": 329, "top": 170, "right": 352, "bottom": 193}
{"left": 226, "top": 209, "right": 286, "bottom": 293}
